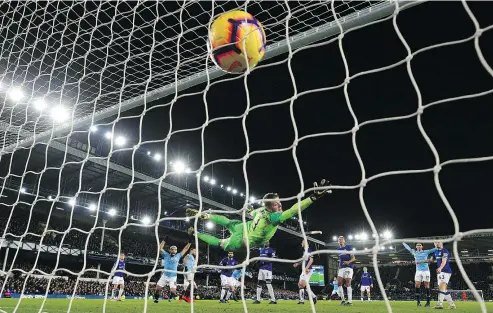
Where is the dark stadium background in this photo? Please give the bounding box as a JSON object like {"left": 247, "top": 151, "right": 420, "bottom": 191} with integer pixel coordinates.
{"left": 0, "top": 0, "right": 492, "bottom": 300}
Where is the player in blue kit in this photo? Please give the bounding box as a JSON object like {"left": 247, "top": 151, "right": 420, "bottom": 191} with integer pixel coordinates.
{"left": 337, "top": 236, "right": 356, "bottom": 305}
{"left": 293, "top": 240, "right": 317, "bottom": 304}
{"left": 219, "top": 251, "right": 238, "bottom": 303}
{"left": 360, "top": 267, "right": 373, "bottom": 302}
{"left": 432, "top": 241, "right": 456, "bottom": 309}
{"left": 181, "top": 247, "right": 197, "bottom": 303}
{"left": 403, "top": 242, "right": 437, "bottom": 307}
{"left": 153, "top": 237, "right": 191, "bottom": 303}
{"left": 253, "top": 241, "right": 277, "bottom": 304}
{"left": 110, "top": 253, "right": 126, "bottom": 301}
{"left": 230, "top": 269, "right": 252, "bottom": 301}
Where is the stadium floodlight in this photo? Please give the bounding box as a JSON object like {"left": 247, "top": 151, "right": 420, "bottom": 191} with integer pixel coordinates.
{"left": 240, "top": 192, "right": 244, "bottom": 197}
{"left": 206, "top": 221, "right": 214, "bottom": 230}
{"left": 20, "top": 187, "right": 26, "bottom": 194}
{"left": 364, "top": 247, "right": 368, "bottom": 251}
{"left": 114, "top": 135, "right": 126, "bottom": 147}
{"left": 226, "top": 186, "right": 232, "bottom": 191}
{"left": 146, "top": 151, "right": 151, "bottom": 156}
{"left": 250, "top": 196, "right": 256, "bottom": 202}
{"left": 47, "top": 195, "right": 53, "bottom": 201}
{"left": 232, "top": 189, "right": 237, "bottom": 194}
{"left": 90, "top": 125, "right": 98, "bottom": 132}
{"left": 303, "top": 221, "right": 307, "bottom": 225}
{"left": 88, "top": 203, "right": 97, "bottom": 211}
{"left": 355, "top": 234, "right": 361, "bottom": 240}
{"left": 203, "top": 176, "right": 210, "bottom": 182}
{"left": 8, "top": 87, "right": 24, "bottom": 102}
{"left": 50, "top": 106, "right": 69, "bottom": 123}
{"left": 172, "top": 160, "right": 186, "bottom": 173}
{"left": 108, "top": 208, "right": 116, "bottom": 216}
{"left": 153, "top": 153, "right": 162, "bottom": 161}
{"left": 210, "top": 178, "right": 216, "bottom": 185}
{"left": 68, "top": 198, "right": 76, "bottom": 206}
{"left": 104, "top": 131, "right": 112, "bottom": 139}
{"left": 142, "top": 216, "right": 151, "bottom": 225}
{"left": 353, "top": 248, "right": 356, "bottom": 251}
{"left": 348, "top": 234, "right": 354, "bottom": 240}
{"left": 33, "top": 99, "right": 47, "bottom": 111}
{"left": 389, "top": 246, "right": 394, "bottom": 250}
{"left": 360, "top": 233, "right": 369, "bottom": 241}
{"left": 332, "top": 236, "right": 337, "bottom": 241}
{"left": 164, "top": 211, "right": 168, "bottom": 215}
{"left": 185, "top": 167, "right": 191, "bottom": 173}
{"left": 383, "top": 230, "right": 392, "bottom": 239}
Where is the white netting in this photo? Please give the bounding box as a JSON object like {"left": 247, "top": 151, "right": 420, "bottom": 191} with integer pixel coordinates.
{"left": 0, "top": 1, "right": 492, "bottom": 313}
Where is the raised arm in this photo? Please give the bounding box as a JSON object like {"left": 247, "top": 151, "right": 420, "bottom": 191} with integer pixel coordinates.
{"left": 180, "top": 242, "right": 191, "bottom": 256}
{"left": 423, "top": 247, "right": 438, "bottom": 255}
{"left": 402, "top": 243, "right": 415, "bottom": 255}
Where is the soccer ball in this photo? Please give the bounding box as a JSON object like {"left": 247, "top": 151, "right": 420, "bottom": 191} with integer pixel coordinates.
{"left": 210, "top": 11, "right": 267, "bottom": 73}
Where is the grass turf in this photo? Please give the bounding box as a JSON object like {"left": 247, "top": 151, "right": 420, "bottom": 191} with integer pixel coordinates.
{"left": 0, "top": 299, "right": 490, "bottom": 313}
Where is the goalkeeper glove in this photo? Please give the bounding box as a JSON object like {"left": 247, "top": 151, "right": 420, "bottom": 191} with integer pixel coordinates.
{"left": 309, "top": 179, "right": 331, "bottom": 201}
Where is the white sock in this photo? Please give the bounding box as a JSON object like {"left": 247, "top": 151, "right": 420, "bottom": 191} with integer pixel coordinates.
{"left": 299, "top": 288, "right": 305, "bottom": 302}
{"left": 266, "top": 283, "right": 276, "bottom": 301}
{"left": 183, "top": 281, "right": 190, "bottom": 292}
{"left": 445, "top": 293, "right": 454, "bottom": 305}
{"left": 339, "top": 286, "right": 345, "bottom": 301}
{"left": 226, "top": 289, "right": 232, "bottom": 300}
{"left": 118, "top": 288, "right": 124, "bottom": 298}
{"left": 111, "top": 289, "right": 116, "bottom": 299}
{"left": 256, "top": 286, "right": 262, "bottom": 300}
{"left": 220, "top": 288, "right": 226, "bottom": 300}
{"left": 368, "top": 295, "right": 371, "bottom": 301}
{"left": 438, "top": 292, "right": 445, "bottom": 305}
{"left": 361, "top": 297, "right": 364, "bottom": 301}
{"left": 347, "top": 287, "right": 352, "bottom": 302}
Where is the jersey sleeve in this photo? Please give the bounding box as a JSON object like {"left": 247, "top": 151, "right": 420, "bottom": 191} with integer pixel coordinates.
{"left": 176, "top": 253, "right": 182, "bottom": 260}
{"left": 277, "top": 198, "right": 313, "bottom": 224}
{"left": 402, "top": 243, "right": 414, "bottom": 254}
{"left": 424, "top": 247, "right": 438, "bottom": 255}
{"left": 161, "top": 250, "right": 169, "bottom": 258}
{"left": 442, "top": 249, "right": 450, "bottom": 259}
{"left": 250, "top": 208, "right": 261, "bottom": 218}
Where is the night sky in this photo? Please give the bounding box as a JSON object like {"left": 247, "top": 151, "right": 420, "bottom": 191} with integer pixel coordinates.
{"left": 1, "top": 1, "right": 492, "bottom": 250}
{"left": 118, "top": 1, "right": 493, "bottom": 241}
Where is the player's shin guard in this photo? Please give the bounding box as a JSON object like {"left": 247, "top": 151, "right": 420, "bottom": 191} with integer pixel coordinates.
{"left": 438, "top": 291, "right": 445, "bottom": 305}
{"left": 266, "top": 281, "right": 276, "bottom": 301}
{"left": 347, "top": 287, "right": 352, "bottom": 303}
{"left": 118, "top": 288, "right": 124, "bottom": 299}
{"left": 415, "top": 287, "right": 421, "bottom": 303}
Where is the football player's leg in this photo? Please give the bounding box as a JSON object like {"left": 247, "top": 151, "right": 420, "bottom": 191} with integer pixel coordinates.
{"left": 221, "top": 228, "right": 244, "bottom": 252}
{"left": 190, "top": 227, "right": 223, "bottom": 247}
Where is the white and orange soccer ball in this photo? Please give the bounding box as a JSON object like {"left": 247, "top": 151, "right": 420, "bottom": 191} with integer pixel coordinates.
{"left": 209, "top": 11, "right": 267, "bottom": 73}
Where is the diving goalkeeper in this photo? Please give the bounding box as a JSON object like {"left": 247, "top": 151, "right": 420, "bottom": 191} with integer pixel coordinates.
{"left": 187, "top": 179, "right": 330, "bottom": 252}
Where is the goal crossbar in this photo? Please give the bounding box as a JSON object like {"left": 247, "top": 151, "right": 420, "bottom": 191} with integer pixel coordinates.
{"left": 0, "top": 1, "right": 423, "bottom": 155}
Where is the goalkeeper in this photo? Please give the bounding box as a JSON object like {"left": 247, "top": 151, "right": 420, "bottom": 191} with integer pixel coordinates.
{"left": 187, "top": 179, "right": 330, "bottom": 252}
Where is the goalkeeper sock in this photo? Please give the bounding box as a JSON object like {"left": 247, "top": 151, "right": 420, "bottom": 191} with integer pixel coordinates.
{"left": 426, "top": 288, "right": 431, "bottom": 302}
{"left": 197, "top": 233, "right": 222, "bottom": 247}
{"left": 118, "top": 288, "right": 124, "bottom": 299}
{"left": 347, "top": 287, "right": 352, "bottom": 303}
{"left": 299, "top": 288, "right": 305, "bottom": 302}
{"left": 415, "top": 287, "right": 421, "bottom": 303}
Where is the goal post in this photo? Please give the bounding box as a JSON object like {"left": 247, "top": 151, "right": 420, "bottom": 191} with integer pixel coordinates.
{"left": 0, "top": 1, "right": 423, "bottom": 156}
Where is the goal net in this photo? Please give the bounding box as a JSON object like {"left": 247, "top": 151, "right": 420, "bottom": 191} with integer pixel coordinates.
{"left": 0, "top": 1, "right": 492, "bottom": 313}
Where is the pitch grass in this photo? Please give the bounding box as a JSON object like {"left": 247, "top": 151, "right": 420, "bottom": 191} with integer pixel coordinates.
{"left": 0, "top": 299, "right": 491, "bottom": 313}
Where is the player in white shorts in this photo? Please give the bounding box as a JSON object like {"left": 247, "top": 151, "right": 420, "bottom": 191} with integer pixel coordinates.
{"left": 403, "top": 242, "right": 437, "bottom": 307}
{"left": 337, "top": 236, "right": 355, "bottom": 306}
{"left": 110, "top": 253, "right": 126, "bottom": 301}
{"left": 431, "top": 241, "right": 456, "bottom": 309}
{"left": 181, "top": 247, "right": 197, "bottom": 303}
{"left": 359, "top": 267, "right": 373, "bottom": 302}
{"left": 293, "top": 240, "right": 317, "bottom": 304}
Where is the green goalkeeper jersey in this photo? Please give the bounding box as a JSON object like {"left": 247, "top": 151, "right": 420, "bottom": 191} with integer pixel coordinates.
{"left": 246, "top": 197, "right": 313, "bottom": 247}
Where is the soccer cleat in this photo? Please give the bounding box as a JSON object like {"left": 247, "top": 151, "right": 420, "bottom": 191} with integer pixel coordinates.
{"left": 186, "top": 208, "right": 209, "bottom": 220}
{"left": 345, "top": 302, "right": 353, "bottom": 306}
{"left": 434, "top": 304, "right": 444, "bottom": 309}
{"left": 297, "top": 301, "right": 305, "bottom": 304}
{"left": 424, "top": 302, "right": 431, "bottom": 307}
{"left": 449, "top": 304, "right": 457, "bottom": 310}
{"left": 312, "top": 297, "right": 317, "bottom": 304}
{"left": 219, "top": 299, "right": 226, "bottom": 303}
{"left": 340, "top": 300, "right": 347, "bottom": 305}
{"left": 417, "top": 302, "right": 422, "bottom": 307}
{"left": 269, "top": 301, "right": 277, "bottom": 304}
{"left": 153, "top": 299, "right": 159, "bottom": 304}
{"left": 253, "top": 300, "right": 261, "bottom": 304}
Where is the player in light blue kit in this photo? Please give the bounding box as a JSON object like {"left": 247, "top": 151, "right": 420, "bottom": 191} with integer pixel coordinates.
{"left": 181, "top": 247, "right": 197, "bottom": 303}
{"left": 153, "top": 236, "right": 191, "bottom": 304}
{"left": 403, "top": 242, "right": 437, "bottom": 307}
{"left": 432, "top": 241, "right": 456, "bottom": 309}
{"left": 360, "top": 267, "right": 373, "bottom": 302}
{"left": 329, "top": 277, "right": 339, "bottom": 300}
